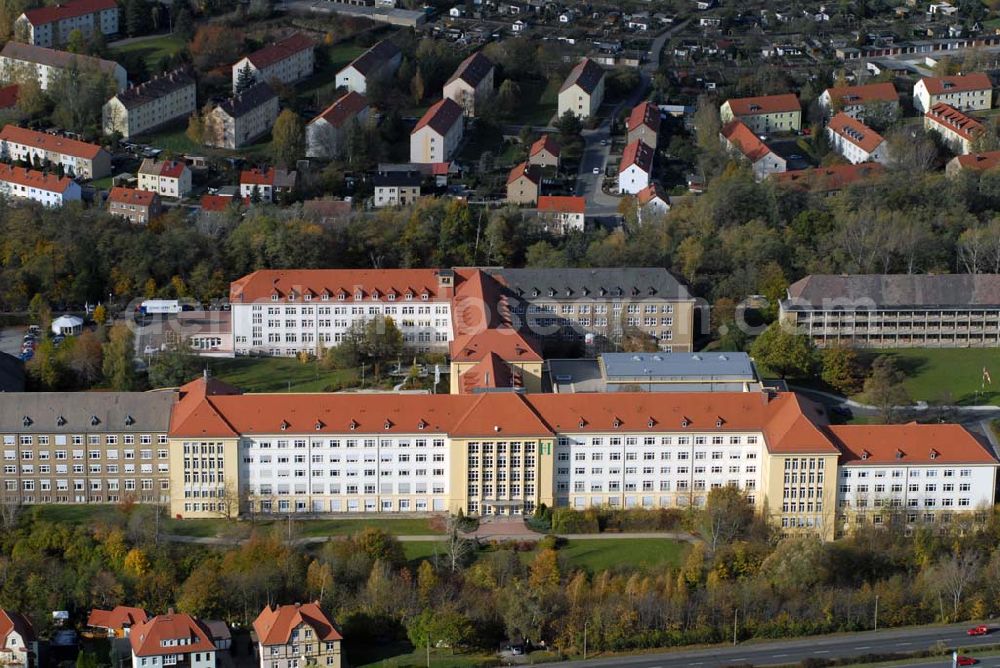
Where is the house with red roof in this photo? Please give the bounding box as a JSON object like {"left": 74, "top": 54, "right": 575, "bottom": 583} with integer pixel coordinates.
{"left": 506, "top": 161, "right": 541, "bottom": 204}
{"left": 945, "top": 149, "right": 1000, "bottom": 176}
{"left": 636, "top": 183, "right": 669, "bottom": 222}
{"left": 826, "top": 113, "right": 889, "bottom": 165}
{"left": 129, "top": 611, "right": 216, "bottom": 668}
{"left": 231, "top": 33, "right": 314, "bottom": 94}
{"left": 449, "top": 327, "right": 544, "bottom": 393}
{"left": 410, "top": 98, "right": 464, "bottom": 164}
{"left": 15, "top": 0, "right": 118, "bottom": 48}
{"left": 0, "top": 124, "right": 110, "bottom": 179}
{"left": 528, "top": 134, "right": 560, "bottom": 169}
{"left": 772, "top": 163, "right": 885, "bottom": 193}
{"left": 818, "top": 82, "right": 899, "bottom": 120}
{"left": 720, "top": 121, "right": 786, "bottom": 180}
{"left": 913, "top": 72, "right": 992, "bottom": 113}
{"left": 305, "top": 91, "right": 369, "bottom": 159}
{"left": 239, "top": 167, "right": 297, "bottom": 203}
{"left": 924, "top": 102, "right": 984, "bottom": 154}
{"left": 443, "top": 51, "right": 494, "bottom": 117}
{"left": 0, "top": 610, "right": 35, "bottom": 668}
{"left": 87, "top": 606, "right": 149, "bottom": 638}
{"left": 253, "top": 603, "right": 343, "bottom": 668}
{"left": 618, "top": 139, "right": 654, "bottom": 194}
{"left": 0, "top": 164, "right": 81, "bottom": 206}
{"left": 719, "top": 93, "right": 801, "bottom": 134}
{"left": 107, "top": 187, "right": 161, "bottom": 224}
{"left": 138, "top": 158, "right": 191, "bottom": 198}
{"left": 536, "top": 195, "right": 586, "bottom": 234}
{"left": 626, "top": 101, "right": 661, "bottom": 149}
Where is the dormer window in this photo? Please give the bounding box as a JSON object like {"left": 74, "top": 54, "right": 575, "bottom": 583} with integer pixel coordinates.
{"left": 861, "top": 450, "right": 870, "bottom": 460}
{"left": 90, "top": 416, "right": 100, "bottom": 426}
{"left": 22, "top": 416, "right": 31, "bottom": 427}
{"left": 930, "top": 449, "right": 938, "bottom": 460}
{"left": 387, "top": 293, "right": 396, "bottom": 301}
{"left": 647, "top": 418, "right": 655, "bottom": 428}
{"left": 598, "top": 288, "right": 606, "bottom": 296}
{"left": 355, "top": 291, "right": 363, "bottom": 300}
{"left": 405, "top": 291, "right": 414, "bottom": 301}
{"left": 371, "top": 290, "right": 380, "bottom": 301}
{"left": 287, "top": 292, "right": 296, "bottom": 302}
{"left": 314, "top": 421, "right": 324, "bottom": 431}
{"left": 384, "top": 420, "right": 393, "bottom": 430}
{"left": 271, "top": 294, "right": 279, "bottom": 301}
{"left": 421, "top": 292, "right": 429, "bottom": 301}
{"left": 337, "top": 292, "right": 346, "bottom": 301}
{"left": 321, "top": 292, "right": 330, "bottom": 301}
{"left": 681, "top": 418, "right": 689, "bottom": 428}
{"left": 417, "top": 420, "right": 427, "bottom": 430}
{"left": 612, "top": 418, "right": 621, "bottom": 429}
{"left": 125, "top": 415, "right": 135, "bottom": 426}
{"left": 280, "top": 420, "right": 289, "bottom": 431}
{"left": 895, "top": 449, "right": 904, "bottom": 460}
{"left": 547, "top": 289, "right": 555, "bottom": 297}
{"left": 531, "top": 289, "right": 539, "bottom": 297}
{"left": 715, "top": 418, "right": 724, "bottom": 428}
{"left": 349, "top": 420, "right": 358, "bottom": 431}
{"left": 304, "top": 294, "right": 311, "bottom": 302}
{"left": 56, "top": 416, "right": 66, "bottom": 426}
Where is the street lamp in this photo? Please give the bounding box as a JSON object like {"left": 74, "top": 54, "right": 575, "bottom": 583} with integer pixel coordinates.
{"left": 874, "top": 594, "right": 879, "bottom": 632}
{"left": 583, "top": 621, "right": 588, "bottom": 661}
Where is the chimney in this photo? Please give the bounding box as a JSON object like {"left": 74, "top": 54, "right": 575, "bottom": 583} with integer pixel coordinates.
{"left": 167, "top": 607, "right": 175, "bottom": 615}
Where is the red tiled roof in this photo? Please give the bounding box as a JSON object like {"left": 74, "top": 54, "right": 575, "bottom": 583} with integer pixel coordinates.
{"left": 829, "top": 423, "right": 997, "bottom": 465}
{"left": 507, "top": 161, "right": 540, "bottom": 185}
{"left": 951, "top": 150, "right": 1000, "bottom": 171}
{"left": 724, "top": 93, "right": 800, "bottom": 116}
{"left": 0, "top": 84, "right": 19, "bottom": 110}
{"left": 772, "top": 162, "right": 885, "bottom": 191}
{"left": 450, "top": 327, "right": 543, "bottom": 363}
{"left": 919, "top": 72, "right": 992, "bottom": 96}
{"left": 452, "top": 268, "right": 510, "bottom": 335}
{"left": 827, "top": 112, "right": 885, "bottom": 153}
{"left": 627, "top": 101, "right": 661, "bottom": 133}
{"left": 0, "top": 164, "right": 74, "bottom": 193}
{"left": 22, "top": 0, "right": 116, "bottom": 26}
{"left": 823, "top": 82, "right": 898, "bottom": 107}
{"left": 926, "top": 102, "right": 984, "bottom": 141}
{"left": 412, "top": 98, "right": 463, "bottom": 136}
{"left": 0, "top": 124, "right": 103, "bottom": 160}
{"left": 108, "top": 187, "right": 156, "bottom": 207}
{"left": 619, "top": 139, "right": 654, "bottom": 172}
{"left": 87, "top": 607, "right": 149, "bottom": 631}
{"left": 253, "top": 603, "right": 341, "bottom": 646}
{"left": 129, "top": 614, "right": 215, "bottom": 658}
{"left": 529, "top": 134, "right": 559, "bottom": 159}
{"left": 229, "top": 269, "right": 448, "bottom": 303}
{"left": 537, "top": 195, "right": 585, "bottom": 214}
{"left": 636, "top": 183, "right": 667, "bottom": 206}
{"left": 244, "top": 33, "right": 314, "bottom": 70}
{"left": 200, "top": 194, "right": 236, "bottom": 212}
{"left": 459, "top": 352, "right": 517, "bottom": 394}
{"left": 312, "top": 91, "right": 368, "bottom": 129}
{"left": 0, "top": 610, "right": 34, "bottom": 646}
{"left": 168, "top": 375, "right": 242, "bottom": 438}
{"left": 139, "top": 158, "right": 187, "bottom": 179}
{"left": 721, "top": 120, "right": 772, "bottom": 162}
{"left": 240, "top": 167, "right": 275, "bottom": 186}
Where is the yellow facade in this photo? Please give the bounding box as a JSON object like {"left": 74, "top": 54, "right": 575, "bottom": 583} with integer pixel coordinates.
{"left": 448, "top": 435, "right": 554, "bottom": 515}
{"left": 168, "top": 436, "right": 240, "bottom": 519}
{"left": 761, "top": 452, "right": 838, "bottom": 541}
{"left": 449, "top": 360, "right": 544, "bottom": 394}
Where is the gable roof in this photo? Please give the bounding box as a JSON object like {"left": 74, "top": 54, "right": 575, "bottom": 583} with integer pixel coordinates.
{"left": 636, "top": 183, "right": 667, "bottom": 206}
{"left": 827, "top": 112, "right": 885, "bottom": 153}
{"left": 0, "top": 124, "right": 104, "bottom": 160}
{"left": 243, "top": 33, "right": 314, "bottom": 70}
{"left": 130, "top": 613, "right": 215, "bottom": 657}
{"left": 0, "top": 164, "right": 75, "bottom": 194}
{"left": 0, "top": 391, "right": 175, "bottom": 433}
{"left": 22, "top": 0, "right": 116, "bottom": 26}
{"left": 87, "top": 607, "right": 149, "bottom": 631}
{"left": 507, "top": 161, "right": 540, "bottom": 185}
{"left": 253, "top": 603, "right": 341, "bottom": 646}
{"left": 450, "top": 327, "right": 543, "bottom": 363}
{"left": 138, "top": 158, "right": 187, "bottom": 179}
{"left": 721, "top": 120, "right": 772, "bottom": 162}
{"left": 216, "top": 82, "right": 276, "bottom": 119}
{"left": 950, "top": 150, "right": 1000, "bottom": 171}
{"left": 446, "top": 51, "right": 493, "bottom": 87}
{"left": 772, "top": 162, "right": 884, "bottom": 191}
{"left": 344, "top": 40, "right": 400, "bottom": 77}
{"left": 537, "top": 195, "right": 585, "bottom": 214}
{"left": 112, "top": 68, "right": 194, "bottom": 110}
{"left": 229, "top": 269, "right": 448, "bottom": 303}
{"left": 459, "top": 352, "right": 517, "bottom": 394}
{"left": 168, "top": 374, "right": 242, "bottom": 438}
{"left": 529, "top": 134, "right": 559, "bottom": 158}
{"left": 559, "top": 58, "right": 604, "bottom": 94}
{"left": 724, "top": 93, "right": 800, "bottom": 116}
{"left": 926, "top": 102, "right": 984, "bottom": 141}
{"left": 627, "top": 101, "right": 661, "bottom": 133}
{"left": 200, "top": 194, "right": 237, "bottom": 212}
{"left": 412, "top": 98, "right": 463, "bottom": 136}
{"left": 0, "top": 610, "right": 34, "bottom": 646}
{"left": 452, "top": 268, "right": 511, "bottom": 335}
{"left": 108, "top": 187, "right": 157, "bottom": 207}
{"left": 449, "top": 393, "right": 553, "bottom": 438}
{"left": 785, "top": 274, "right": 1000, "bottom": 308}
{"left": 0, "top": 41, "right": 121, "bottom": 76}
{"left": 619, "top": 139, "right": 654, "bottom": 172}
{"left": 495, "top": 267, "right": 693, "bottom": 302}
{"left": 829, "top": 423, "right": 997, "bottom": 465}
{"left": 823, "top": 82, "right": 898, "bottom": 107}
{"left": 919, "top": 72, "right": 992, "bottom": 95}
{"left": 311, "top": 91, "right": 368, "bottom": 128}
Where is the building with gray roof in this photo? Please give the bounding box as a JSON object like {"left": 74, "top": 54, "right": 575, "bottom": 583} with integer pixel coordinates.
{"left": 548, "top": 352, "right": 761, "bottom": 393}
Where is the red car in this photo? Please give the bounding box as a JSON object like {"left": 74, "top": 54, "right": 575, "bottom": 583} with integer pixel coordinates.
{"left": 967, "top": 625, "right": 990, "bottom": 636}
{"left": 957, "top": 657, "right": 978, "bottom": 666}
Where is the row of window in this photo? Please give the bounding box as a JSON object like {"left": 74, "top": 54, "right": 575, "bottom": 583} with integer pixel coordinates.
{"left": 4, "top": 449, "right": 166, "bottom": 460}
{"left": 841, "top": 468, "right": 973, "bottom": 478}
{"left": 4, "top": 434, "right": 167, "bottom": 445}
{"left": 5, "top": 463, "right": 164, "bottom": 474}
{"left": 5, "top": 478, "right": 161, "bottom": 491}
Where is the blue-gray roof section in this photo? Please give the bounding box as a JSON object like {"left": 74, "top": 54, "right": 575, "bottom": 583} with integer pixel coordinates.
{"left": 600, "top": 352, "right": 757, "bottom": 382}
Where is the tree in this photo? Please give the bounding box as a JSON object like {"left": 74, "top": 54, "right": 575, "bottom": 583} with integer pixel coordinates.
{"left": 92, "top": 303, "right": 107, "bottom": 325}
{"left": 863, "top": 355, "right": 911, "bottom": 422}
{"left": 235, "top": 63, "right": 256, "bottom": 95}
{"left": 65, "top": 330, "right": 104, "bottom": 387}
{"left": 124, "top": 0, "right": 152, "bottom": 36}
{"left": 66, "top": 28, "right": 86, "bottom": 54}
{"left": 445, "top": 514, "right": 475, "bottom": 572}
{"left": 496, "top": 79, "right": 520, "bottom": 116}
{"left": 123, "top": 547, "right": 151, "bottom": 576}
{"left": 887, "top": 127, "right": 938, "bottom": 174}
{"left": 357, "top": 316, "right": 404, "bottom": 382}
{"left": 700, "top": 486, "right": 755, "bottom": 551}
{"left": 555, "top": 109, "right": 582, "bottom": 139}
{"left": 174, "top": 7, "right": 194, "bottom": 39}
{"left": 185, "top": 111, "right": 204, "bottom": 145}
{"left": 148, "top": 341, "right": 201, "bottom": 388}
{"left": 102, "top": 324, "right": 137, "bottom": 391}
{"left": 271, "top": 109, "right": 305, "bottom": 168}
{"left": 27, "top": 293, "right": 51, "bottom": 330}
{"left": 820, "top": 344, "right": 863, "bottom": 395}
{"left": 528, "top": 548, "right": 560, "bottom": 590}
{"left": 410, "top": 67, "right": 425, "bottom": 104}
{"left": 749, "top": 322, "right": 817, "bottom": 379}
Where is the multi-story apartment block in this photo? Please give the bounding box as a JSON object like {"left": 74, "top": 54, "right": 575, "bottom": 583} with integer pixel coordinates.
{"left": 231, "top": 33, "right": 314, "bottom": 94}
{"left": 536, "top": 195, "right": 586, "bottom": 234}
{"left": 780, "top": 273, "right": 1000, "bottom": 348}
{"left": 305, "top": 91, "right": 369, "bottom": 159}
{"left": 15, "top": 0, "right": 118, "bottom": 48}
{"left": 924, "top": 102, "right": 983, "bottom": 155}
{"left": 506, "top": 161, "right": 541, "bottom": 204}
{"left": 618, "top": 139, "right": 653, "bottom": 194}
{"left": 334, "top": 40, "right": 401, "bottom": 94}
{"left": 0, "top": 42, "right": 126, "bottom": 92}
{"left": 0, "top": 610, "right": 35, "bottom": 668}
{"left": 203, "top": 82, "right": 279, "bottom": 150}
{"left": 0, "top": 392, "right": 174, "bottom": 506}
{"left": 138, "top": 159, "right": 191, "bottom": 198}
{"left": 107, "top": 186, "right": 161, "bottom": 224}
{"left": 720, "top": 121, "right": 786, "bottom": 180}
{"left": 719, "top": 93, "right": 801, "bottom": 134}
{"left": 443, "top": 51, "right": 494, "bottom": 117}
{"left": 913, "top": 73, "right": 992, "bottom": 113}
{"left": 0, "top": 165, "right": 81, "bottom": 206}
{"left": 0, "top": 124, "right": 111, "bottom": 179}
{"left": 102, "top": 68, "right": 196, "bottom": 138}
{"left": 228, "top": 269, "right": 455, "bottom": 357}
{"left": 410, "top": 98, "right": 464, "bottom": 164}
{"left": 818, "top": 82, "right": 899, "bottom": 120}
{"left": 129, "top": 612, "right": 216, "bottom": 668}
{"left": 626, "top": 101, "right": 661, "bottom": 149}
{"left": 252, "top": 603, "right": 342, "bottom": 668}
{"left": 372, "top": 172, "right": 421, "bottom": 207}
{"left": 240, "top": 167, "right": 296, "bottom": 203}
{"left": 557, "top": 58, "right": 605, "bottom": 119}
{"left": 528, "top": 134, "right": 559, "bottom": 168}
{"left": 826, "top": 113, "right": 889, "bottom": 165}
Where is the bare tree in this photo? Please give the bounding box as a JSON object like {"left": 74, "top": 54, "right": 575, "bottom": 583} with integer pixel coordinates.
{"left": 932, "top": 552, "right": 982, "bottom": 620}
{"left": 445, "top": 514, "right": 475, "bottom": 573}
{"left": 0, "top": 493, "right": 21, "bottom": 530}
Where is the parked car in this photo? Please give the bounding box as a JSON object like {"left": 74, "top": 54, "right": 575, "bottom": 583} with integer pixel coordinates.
{"left": 967, "top": 625, "right": 990, "bottom": 636}
{"left": 957, "top": 657, "right": 978, "bottom": 666}
{"left": 592, "top": 167, "right": 601, "bottom": 174}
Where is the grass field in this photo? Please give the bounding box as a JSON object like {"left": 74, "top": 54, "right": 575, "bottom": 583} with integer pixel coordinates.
{"left": 516, "top": 78, "right": 559, "bottom": 126}
{"left": 559, "top": 538, "right": 688, "bottom": 572}
{"left": 403, "top": 541, "right": 447, "bottom": 563}
{"left": 853, "top": 348, "right": 1000, "bottom": 406}
{"left": 111, "top": 33, "right": 187, "bottom": 69}
{"left": 297, "top": 43, "right": 366, "bottom": 102}
{"left": 206, "top": 357, "right": 360, "bottom": 393}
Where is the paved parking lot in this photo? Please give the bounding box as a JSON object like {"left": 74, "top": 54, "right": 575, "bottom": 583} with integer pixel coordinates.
{"left": 0, "top": 327, "right": 27, "bottom": 357}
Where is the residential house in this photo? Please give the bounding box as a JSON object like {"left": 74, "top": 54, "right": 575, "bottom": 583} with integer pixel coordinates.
{"left": 102, "top": 67, "right": 197, "bottom": 138}
{"left": 200, "top": 193, "right": 239, "bottom": 214}
{"left": 536, "top": 195, "right": 585, "bottom": 233}
{"left": 618, "top": 139, "right": 654, "bottom": 194}
{"left": 0, "top": 165, "right": 81, "bottom": 205}
{"left": 231, "top": 33, "right": 314, "bottom": 94}
{"left": 946, "top": 150, "right": 1000, "bottom": 176}
{"left": 506, "top": 161, "right": 541, "bottom": 204}
{"left": 719, "top": 93, "right": 801, "bottom": 134}
{"left": 87, "top": 607, "right": 149, "bottom": 638}
{"left": 252, "top": 603, "right": 343, "bottom": 668}
{"left": 626, "top": 100, "right": 661, "bottom": 149}
{"left": 410, "top": 98, "right": 464, "bottom": 164}
{"left": 781, "top": 273, "right": 1000, "bottom": 348}
{"left": 203, "top": 82, "right": 279, "bottom": 150}
{"left": 0, "top": 610, "right": 35, "bottom": 668}
{"left": 443, "top": 51, "right": 494, "bottom": 117}
{"left": 15, "top": 0, "right": 118, "bottom": 48}
{"left": 305, "top": 91, "right": 369, "bottom": 159}
{"left": 720, "top": 120, "right": 787, "bottom": 180}
{"left": 0, "top": 42, "right": 126, "bottom": 92}
{"left": 138, "top": 159, "right": 191, "bottom": 198}
{"left": 129, "top": 611, "right": 216, "bottom": 668}
{"left": 334, "top": 40, "right": 401, "bottom": 94}
{"left": 557, "top": 58, "right": 605, "bottom": 119}
{"left": 826, "top": 113, "right": 889, "bottom": 164}
{"left": 913, "top": 73, "right": 992, "bottom": 113}
{"left": 512, "top": 19, "right": 528, "bottom": 32}
{"left": 528, "top": 134, "right": 559, "bottom": 168}
{"left": 636, "top": 183, "right": 669, "bottom": 222}
{"left": 924, "top": 102, "right": 983, "bottom": 154}
{"left": 239, "top": 167, "right": 296, "bottom": 203}
{"left": 107, "top": 186, "right": 161, "bottom": 224}
{"left": 772, "top": 162, "right": 885, "bottom": 193}
{"left": 373, "top": 172, "right": 421, "bottom": 207}
{"left": 818, "top": 82, "right": 899, "bottom": 120}
{"left": 0, "top": 125, "right": 111, "bottom": 178}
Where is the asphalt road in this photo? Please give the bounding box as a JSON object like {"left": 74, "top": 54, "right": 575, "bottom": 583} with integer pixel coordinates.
{"left": 542, "top": 622, "right": 1000, "bottom": 667}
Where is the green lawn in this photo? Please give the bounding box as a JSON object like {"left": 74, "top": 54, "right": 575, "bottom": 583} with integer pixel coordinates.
{"left": 29, "top": 504, "right": 123, "bottom": 524}
{"left": 559, "top": 538, "right": 688, "bottom": 572}
{"left": 136, "top": 126, "right": 273, "bottom": 160}
{"left": 852, "top": 348, "right": 1000, "bottom": 406}
{"left": 110, "top": 33, "right": 187, "bottom": 69}
{"left": 206, "top": 357, "right": 360, "bottom": 393}
{"left": 352, "top": 643, "right": 501, "bottom": 668}
{"left": 515, "top": 77, "right": 560, "bottom": 126}
{"left": 403, "top": 540, "right": 447, "bottom": 563}
{"left": 298, "top": 43, "right": 366, "bottom": 101}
